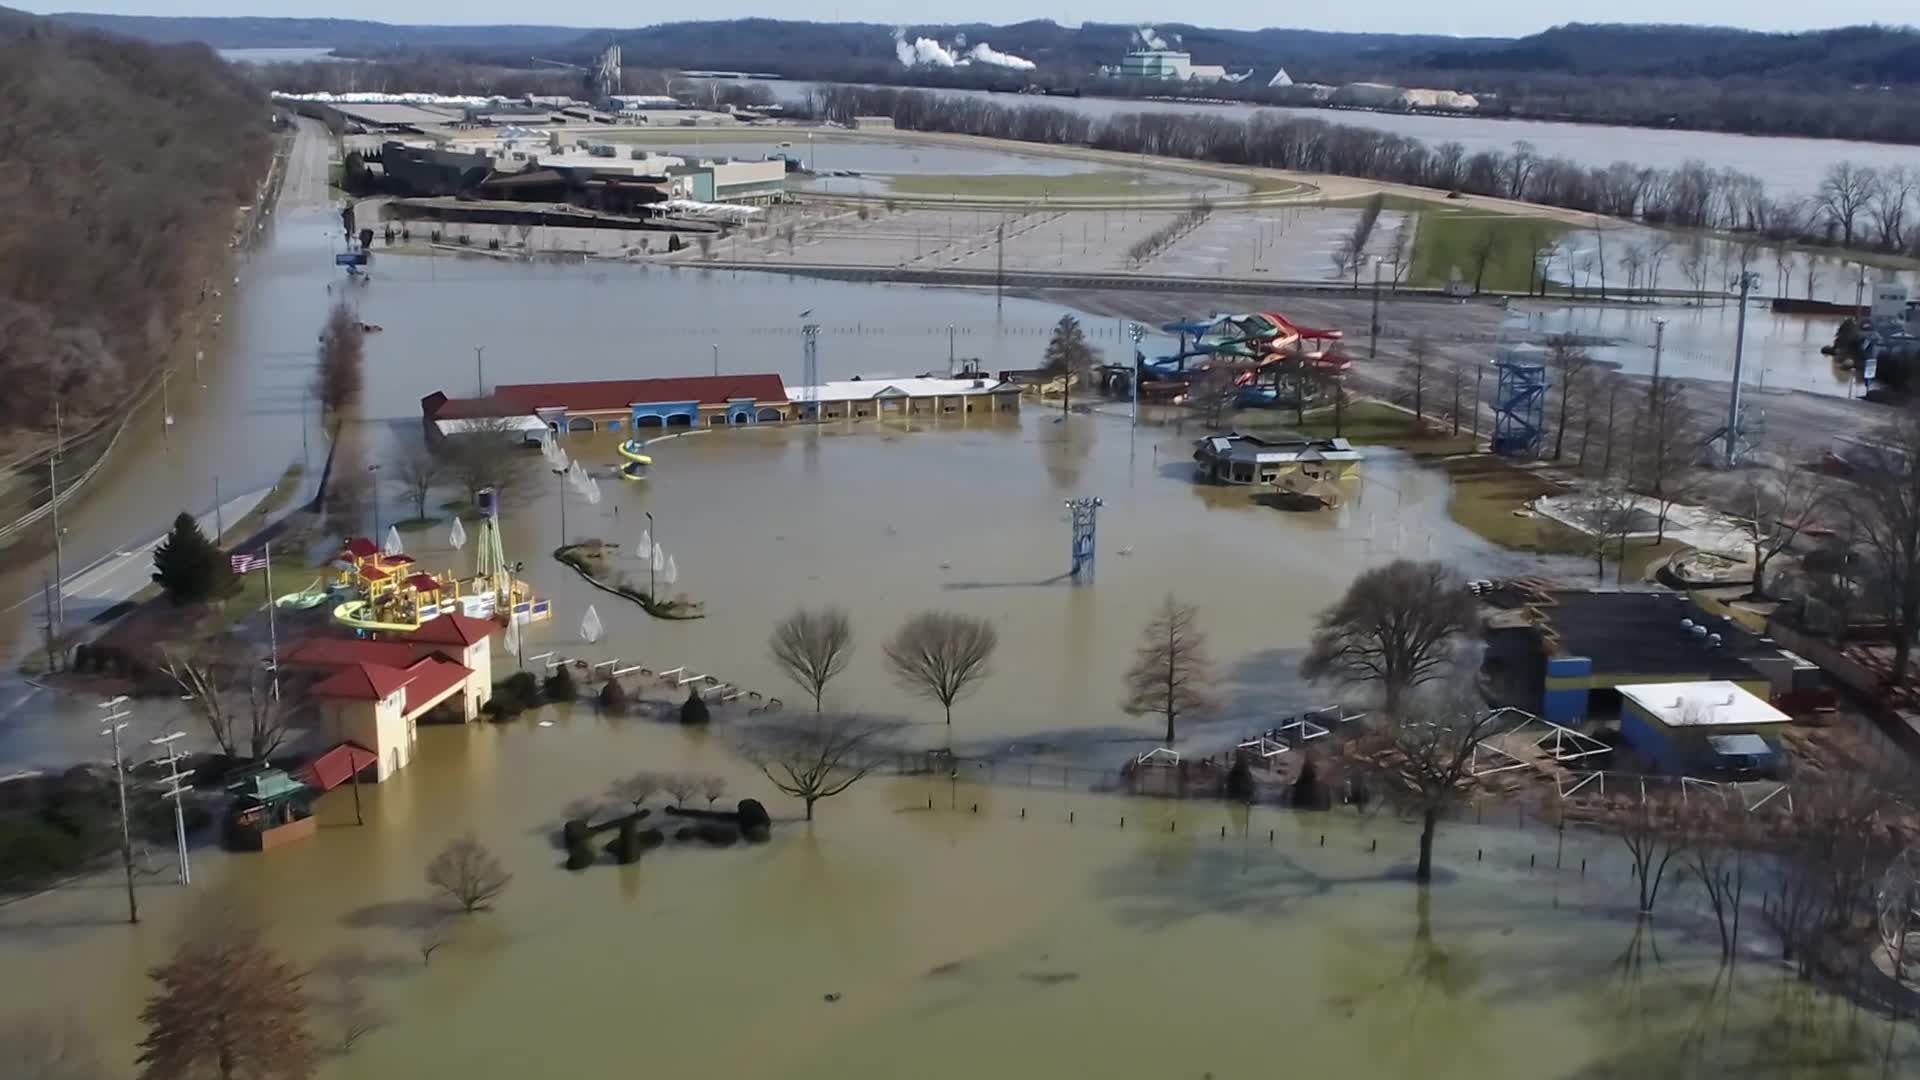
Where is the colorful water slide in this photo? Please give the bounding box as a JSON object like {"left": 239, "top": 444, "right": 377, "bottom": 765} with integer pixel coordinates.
{"left": 617, "top": 439, "right": 654, "bottom": 480}
{"left": 332, "top": 600, "right": 421, "bottom": 633}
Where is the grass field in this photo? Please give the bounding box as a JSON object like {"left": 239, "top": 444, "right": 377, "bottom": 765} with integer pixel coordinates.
{"left": 1409, "top": 212, "right": 1567, "bottom": 293}
{"left": 882, "top": 170, "right": 1197, "bottom": 199}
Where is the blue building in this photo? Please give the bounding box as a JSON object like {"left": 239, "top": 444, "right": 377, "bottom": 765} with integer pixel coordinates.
{"left": 1615, "top": 681, "right": 1789, "bottom": 777}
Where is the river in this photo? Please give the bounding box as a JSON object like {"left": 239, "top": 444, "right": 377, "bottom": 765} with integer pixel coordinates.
{"left": 757, "top": 81, "right": 1920, "bottom": 202}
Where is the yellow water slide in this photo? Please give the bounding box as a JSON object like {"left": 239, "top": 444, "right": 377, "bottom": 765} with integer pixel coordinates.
{"left": 617, "top": 439, "right": 653, "bottom": 480}
{"left": 332, "top": 600, "right": 422, "bottom": 633}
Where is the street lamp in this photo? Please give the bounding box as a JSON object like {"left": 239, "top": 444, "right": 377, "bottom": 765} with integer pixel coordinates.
{"left": 645, "top": 510, "right": 656, "bottom": 598}
{"left": 366, "top": 464, "right": 383, "bottom": 537}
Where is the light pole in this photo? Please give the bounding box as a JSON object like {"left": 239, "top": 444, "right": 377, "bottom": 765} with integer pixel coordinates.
{"left": 947, "top": 324, "right": 956, "bottom": 373}
{"left": 1651, "top": 317, "right": 1667, "bottom": 384}
{"left": 49, "top": 403, "right": 64, "bottom": 637}
{"left": 475, "top": 345, "right": 486, "bottom": 397}
{"left": 1128, "top": 322, "right": 1147, "bottom": 426}
{"left": 712, "top": 343, "right": 719, "bottom": 377}
{"left": 98, "top": 696, "right": 138, "bottom": 924}
{"left": 645, "top": 510, "right": 656, "bottom": 598}
{"left": 366, "top": 464, "right": 382, "bottom": 538}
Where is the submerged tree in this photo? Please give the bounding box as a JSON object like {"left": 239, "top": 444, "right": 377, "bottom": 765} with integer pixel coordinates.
{"left": 1041, "top": 314, "right": 1098, "bottom": 412}
{"left": 740, "top": 713, "right": 898, "bottom": 821}
{"left": 1844, "top": 408, "right": 1920, "bottom": 683}
{"left": 424, "top": 833, "right": 512, "bottom": 914}
{"left": 392, "top": 440, "right": 445, "bottom": 522}
{"left": 150, "top": 512, "right": 225, "bottom": 606}
{"left": 1301, "top": 560, "right": 1478, "bottom": 718}
{"left": 313, "top": 301, "right": 365, "bottom": 417}
{"left": 882, "top": 610, "right": 998, "bottom": 726}
{"left": 136, "top": 913, "right": 315, "bottom": 1080}
{"left": 768, "top": 606, "right": 855, "bottom": 712}
{"left": 1341, "top": 688, "right": 1510, "bottom": 884}
{"left": 1121, "top": 595, "right": 1214, "bottom": 745}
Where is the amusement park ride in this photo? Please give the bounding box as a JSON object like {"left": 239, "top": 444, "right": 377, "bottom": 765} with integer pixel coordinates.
{"left": 1129, "top": 311, "right": 1350, "bottom": 407}
{"left": 302, "top": 488, "right": 553, "bottom": 634}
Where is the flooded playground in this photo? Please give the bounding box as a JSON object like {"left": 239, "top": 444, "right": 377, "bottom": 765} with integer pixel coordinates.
{"left": 4, "top": 123, "right": 1919, "bottom": 1078}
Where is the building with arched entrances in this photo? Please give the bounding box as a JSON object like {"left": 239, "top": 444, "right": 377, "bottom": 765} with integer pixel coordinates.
{"left": 423, "top": 374, "right": 791, "bottom": 439}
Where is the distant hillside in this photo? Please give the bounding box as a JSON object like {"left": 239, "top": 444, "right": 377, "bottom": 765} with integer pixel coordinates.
{"left": 1414, "top": 22, "right": 1920, "bottom": 85}
{"left": 0, "top": 6, "right": 272, "bottom": 431}
{"left": 45, "top": 13, "right": 600, "bottom": 50}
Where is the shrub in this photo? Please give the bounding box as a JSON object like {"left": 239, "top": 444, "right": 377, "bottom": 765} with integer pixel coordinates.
{"left": 1225, "top": 754, "right": 1255, "bottom": 804}
{"left": 608, "top": 818, "right": 643, "bottom": 864}
{"left": 667, "top": 235, "right": 683, "bottom": 252}
{"left": 598, "top": 679, "right": 629, "bottom": 716}
{"left": 562, "top": 818, "right": 596, "bottom": 870}
{"left": 679, "top": 688, "right": 709, "bottom": 725}
{"left": 1291, "top": 756, "right": 1325, "bottom": 810}
{"left": 736, "top": 798, "right": 771, "bottom": 842}
{"left": 498, "top": 671, "right": 541, "bottom": 711}
{"left": 543, "top": 666, "right": 577, "bottom": 703}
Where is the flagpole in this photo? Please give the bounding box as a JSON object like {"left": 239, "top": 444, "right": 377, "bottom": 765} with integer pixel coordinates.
{"left": 264, "top": 540, "right": 280, "bottom": 700}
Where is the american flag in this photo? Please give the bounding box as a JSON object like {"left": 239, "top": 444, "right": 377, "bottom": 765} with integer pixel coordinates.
{"left": 229, "top": 552, "right": 268, "bottom": 574}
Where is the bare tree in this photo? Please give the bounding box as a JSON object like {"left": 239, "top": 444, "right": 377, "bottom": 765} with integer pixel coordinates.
{"left": 1441, "top": 360, "right": 1470, "bottom": 437}
{"left": 1340, "top": 687, "right": 1510, "bottom": 883}
{"left": 165, "top": 659, "right": 292, "bottom": 761}
{"left": 1578, "top": 482, "right": 1644, "bottom": 584}
{"left": 1732, "top": 460, "right": 1825, "bottom": 598}
{"left": 1395, "top": 335, "right": 1433, "bottom": 425}
{"left": 410, "top": 909, "right": 453, "bottom": 967}
{"left": 1843, "top": 409, "right": 1920, "bottom": 682}
{"left": 1301, "top": 560, "right": 1478, "bottom": 718}
{"left": 663, "top": 774, "right": 697, "bottom": 808}
{"left": 311, "top": 948, "right": 389, "bottom": 1057}
{"left": 1545, "top": 334, "right": 1596, "bottom": 460}
{"left": 1869, "top": 165, "right": 1915, "bottom": 252}
{"left": 1815, "top": 161, "right": 1878, "bottom": 249}
{"left": 607, "top": 771, "right": 660, "bottom": 811}
{"left": 1680, "top": 798, "right": 1752, "bottom": 960}
{"left": 392, "top": 441, "right": 445, "bottom": 523}
{"left": 740, "top": 713, "right": 898, "bottom": 821}
{"left": 701, "top": 775, "right": 727, "bottom": 808}
{"left": 1634, "top": 377, "right": 1701, "bottom": 543}
{"left": 434, "top": 415, "right": 533, "bottom": 506}
{"left": 1187, "top": 366, "right": 1241, "bottom": 430}
{"left": 136, "top": 912, "right": 315, "bottom": 1080}
{"left": 883, "top": 610, "right": 999, "bottom": 725}
{"left": 1590, "top": 789, "right": 1686, "bottom": 916}
{"left": 1467, "top": 228, "right": 1503, "bottom": 294}
{"left": 424, "top": 833, "right": 512, "bottom": 914}
{"left": 768, "top": 607, "right": 854, "bottom": 712}
{"left": 1121, "top": 595, "right": 1214, "bottom": 745}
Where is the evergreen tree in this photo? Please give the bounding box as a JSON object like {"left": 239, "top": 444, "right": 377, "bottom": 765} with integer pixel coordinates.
{"left": 1042, "top": 314, "right": 1096, "bottom": 379}
{"left": 150, "top": 512, "right": 223, "bottom": 606}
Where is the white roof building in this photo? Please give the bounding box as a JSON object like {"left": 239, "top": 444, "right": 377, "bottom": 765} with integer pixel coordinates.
{"left": 794, "top": 377, "right": 1014, "bottom": 403}
{"left": 1615, "top": 681, "right": 1791, "bottom": 730}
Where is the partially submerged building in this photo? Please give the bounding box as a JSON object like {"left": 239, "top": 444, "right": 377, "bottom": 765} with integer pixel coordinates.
{"left": 792, "top": 376, "right": 1021, "bottom": 421}
{"left": 1616, "top": 681, "right": 1790, "bottom": 776}
{"left": 1191, "top": 433, "right": 1361, "bottom": 486}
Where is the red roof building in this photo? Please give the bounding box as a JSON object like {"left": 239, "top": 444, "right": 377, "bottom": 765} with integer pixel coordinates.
{"left": 282, "top": 638, "right": 420, "bottom": 671}
{"left": 410, "top": 612, "right": 499, "bottom": 648}
{"left": 423, "top": 374, "right": 792, "bottom": 436}
{"left": 295, "top": 743, "right": 379, "bottom": 792}
{"left": 310, "top": 661, "right": 415, "bottom": 704}
{"left": 342, "top": 537, "right": 379, "bottom": 559}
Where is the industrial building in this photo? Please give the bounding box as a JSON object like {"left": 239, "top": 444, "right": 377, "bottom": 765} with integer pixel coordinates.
{"left": 1190, "top": 433, "right": 1362, "bottom": 486}
{"left": 1480, "top": 585, "right": 1822, "bottom": 728}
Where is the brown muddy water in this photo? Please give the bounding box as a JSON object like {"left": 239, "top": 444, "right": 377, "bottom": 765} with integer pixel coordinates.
{"left": 4, "top": 182, "right": 1916, "bottom": 1078}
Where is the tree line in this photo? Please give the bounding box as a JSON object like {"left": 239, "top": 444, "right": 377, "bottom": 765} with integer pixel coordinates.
{"left": 0, "top": 9, "right": 272, "bottom": 434}
{"left": 804, "top": 85, "right": 1920, "bottom": 262}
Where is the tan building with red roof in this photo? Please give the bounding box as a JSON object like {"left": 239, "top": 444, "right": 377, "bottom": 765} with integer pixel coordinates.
{"left": 285, "top": 613, "right": 500, "bottom": 781}
{"left": 422, "top": 373, "right": 791, "bottom": 439}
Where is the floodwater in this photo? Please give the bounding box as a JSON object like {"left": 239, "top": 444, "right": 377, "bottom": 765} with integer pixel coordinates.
{"left": 763, "top": 80, "right": 1920, "bottom": 201}
{"left": 4, "top": 718, "right": 1913, "bottom": 1079}
{"left": 5, "top": 121, "right": 1918, "bottom": 1079}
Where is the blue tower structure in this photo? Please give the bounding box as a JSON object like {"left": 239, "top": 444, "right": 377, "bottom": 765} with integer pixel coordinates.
{"left": 1491, "top": 352, "right": 1547, "bottom": 457}
{"left": 1066, "top": 497, "right": 1102, "bottom": 583}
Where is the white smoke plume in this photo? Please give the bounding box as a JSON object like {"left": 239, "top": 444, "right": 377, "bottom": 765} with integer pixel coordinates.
{"left": 967, "top": 43, "right": 1036, "bottom": 70}
{"left": 895, "top": 31, "right": 958, "bottom": 67}
{"left": 1137, "top": 26, "right": 1169, "bottom": 50}
{"left": 893, "top": 29, "right": 1035, "bottom": 70}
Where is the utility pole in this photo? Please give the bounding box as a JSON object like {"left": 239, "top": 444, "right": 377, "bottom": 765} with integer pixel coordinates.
{"left": 150, "top": 730, "right": 191, "bottom": 886}
{"left": 995, "top": 223, "right": 1005, "bottom": 316}
{"left": 645, "top": 510, "right": 656, "bottom": 598}
{"left": 49, "top": 402, "right": 64, "bottom": 638}
{"left": 1368, "top": 259, "right": 1382, "bottom": 361}
{"left": 947, "top": 324, "right": 955, "bottom": 374}
{"left": 264, "top": 539, "right": 280, "bottom": 699}
{"left": 1725, "top": 272, "right": 1759, "bottom": 468}
{"left": 711, "top": 343, "right": 719, "bottom": 377}
{"left": 161, "top": 369, "right": 173, "bottom": 448}
{"left": 99, "top": 697, "right": 138, "bottom": 924}
{"left": 475, "top": 346, "right": 486, "bottom": 397}
{"left": 214, "top": 474, "right": 224, "bottom": 544}
{"left": 1472, "top": 363, "right": 1485, "bottom": 445}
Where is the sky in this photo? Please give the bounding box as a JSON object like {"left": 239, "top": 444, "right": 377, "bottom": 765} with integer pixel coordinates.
{"left": 26, "top": 3, "right": 1920, "bottom": 39}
